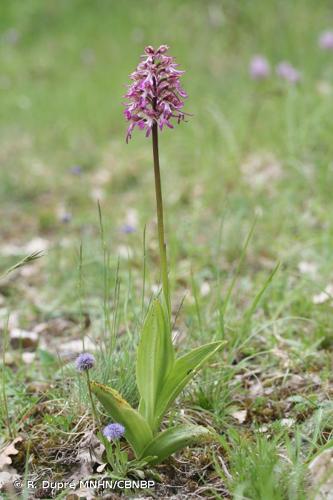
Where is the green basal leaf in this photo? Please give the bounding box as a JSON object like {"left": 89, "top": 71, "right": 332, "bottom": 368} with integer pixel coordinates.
{"left": 141, "top": 424, "right": 213, "bottom": 464}
{"left": 90, "top": 381, "right": 153, "bottom": 457}
{"left": 136, "top": 298, "right": 174, "bottom": 429}
{"left": 154, "top": 341, "right": 225, "bottom": 428}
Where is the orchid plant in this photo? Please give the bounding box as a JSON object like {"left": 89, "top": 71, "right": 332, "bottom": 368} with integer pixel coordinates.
{"left": 89, "top": 45, "right": 224, "bottom": 465}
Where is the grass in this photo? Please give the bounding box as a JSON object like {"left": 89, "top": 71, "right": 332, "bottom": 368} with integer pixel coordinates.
{"left": 1, "top": 0, "right": 333, "bottom": 497}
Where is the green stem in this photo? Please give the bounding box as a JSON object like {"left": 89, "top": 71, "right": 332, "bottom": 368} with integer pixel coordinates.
{"left": 86, "top": 371, "right": 99, "bottom": 426}
{"left": 2, "top": 316, "right": 13, "bottom": 438}
{"left": 152, "top": 122, "right": 170, "bottom": 315}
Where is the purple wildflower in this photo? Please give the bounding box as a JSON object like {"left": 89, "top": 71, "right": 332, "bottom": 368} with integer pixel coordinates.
{"left": 276, "top": 62, "right": 301, "bottom": 84}
{"left": 75, "top": 352, "right": 95, "bottom": 372}
{"left": 103, "top": 423, "right": 125, "bottom": 441}
{"left": 319, "top": 30, "right": 333, "bottom": 50}
{"left": 60, "top": 212, "right": 72, "bottom": 224}
{"left": 120, "top": 224, "right": 136, "bottom": 234}
{"left": 70, "top": 165, "right": 83, "bottom": 175}
{"left": 249, "top": 55, "right": 270, "bottom": 80}
{"left": 124, "top": 45, "right": 188, "bottom": 142}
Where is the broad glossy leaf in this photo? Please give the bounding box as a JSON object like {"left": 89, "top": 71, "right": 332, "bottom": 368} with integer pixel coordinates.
{"left": 90, "top": 381, "right": 153, "bottom": 457}
{"left": 136, "top": 299, "right": 174, "bottom": 429}
{"left": 141, "top": 424, "right": 212, "bottom": 464}
{"left": 154, "top": 341, "right": 225, "bottom": 427}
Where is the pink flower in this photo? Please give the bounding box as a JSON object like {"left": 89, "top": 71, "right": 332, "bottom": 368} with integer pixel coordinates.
{"left": 319, "top": 30, "right": 333, "bottom": 50}
{"left": 124, "top": 45, "right": 188, "bottom": 142}
{"left": 249, "top": 55, "right": 270, "bottom": 80}
{"left": 276, "top": 61, "right": 301, "bottom": 84}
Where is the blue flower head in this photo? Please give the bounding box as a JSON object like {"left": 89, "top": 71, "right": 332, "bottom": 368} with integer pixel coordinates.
{"left": 120, "top": 224, "right": 136, "bottom": 234}
{"left": 75, "top": 352, "right": 95, "bottom": 372}
{"left": 103, "top": 423, "right": 125, "bottom": 441}
{"left": 70, "top": 165, "right": 83, "bottom": 175}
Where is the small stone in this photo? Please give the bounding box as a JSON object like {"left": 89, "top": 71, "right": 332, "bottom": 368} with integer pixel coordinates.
{"left": 25, "top": 237, "right": 49, "bottom": 254}
{"left": 200, "top": 281, "right": 211, "bottom": 297}
{"left": 298, "top": 261, "right": 317, "bottom": 277}
{"left": 22, "top": 352, "right": 36, "bottom": 364}
{"left": 280, "top": 418, "right": 294, "bottom": 428}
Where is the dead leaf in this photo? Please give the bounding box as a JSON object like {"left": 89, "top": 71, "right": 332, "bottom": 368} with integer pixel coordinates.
{"left": 77, "top": 431, "right": 105, "bottom": 465}
{"left": 0, "top": 468, "right": 20, "bottom": 493}
{"left": 10, "top": 329, "right": 38, "bottom": 349}
{"left": 0, "top": 437, "right": 23, "bottom": 471}
{"left": 68, "top": 431, "right": 106, "bottom": 484}
{"left": 96, "top": 463, "right": 107, "bottom": 473}
{"left": 298, "top": 261, "right": 317, "bottom": 277}
{"left": 34, "top": 318, "right": 76, "bottom": 336}
{"left": 309, "top": 448, "right": 333, "bottom": 500}
{"left": 249, "top": 381, "right": 264, "bottom": 397}
{"left": 313, "top": 285, "right": 333, "bottom": 305}
{"left": 231, "top": 410, "right": 247, "bottom": 424}
{"left": 60, "top": 337, "right": 97, "bottom": 356}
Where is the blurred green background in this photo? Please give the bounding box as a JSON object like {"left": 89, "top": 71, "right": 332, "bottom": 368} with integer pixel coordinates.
{"left": 0, "top": 0, "right": 333, "bottom": 324}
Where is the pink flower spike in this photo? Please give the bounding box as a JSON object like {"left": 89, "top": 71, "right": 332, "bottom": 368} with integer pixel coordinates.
{"left": 249, "top": 55, "right": 270, "bottom": 80}
{"left": 124, "top": 45, "right": 188, "bottom": 140}
{"left": 319, "top": 30, "right": 333, "bottom": 50}
{"left": 276, "top": 61, "right": 301, "bottom": 84}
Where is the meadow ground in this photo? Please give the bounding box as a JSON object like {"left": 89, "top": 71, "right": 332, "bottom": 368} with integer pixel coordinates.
{"left": 1, "top": 1, "right": 333, "bottom": 498}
